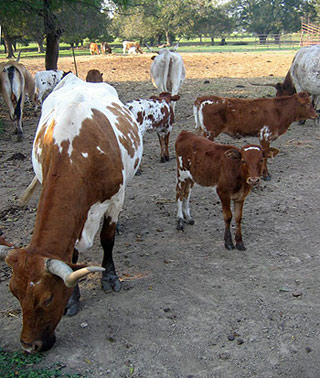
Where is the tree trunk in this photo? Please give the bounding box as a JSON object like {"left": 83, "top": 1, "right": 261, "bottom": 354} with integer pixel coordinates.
{"left": 44, "top": 0, "right": 62, "bottom": 70}
{"left": 36, "top": 39, "right": 45, "bottom": 53}
{"left": 210, "top": 36, "right": 214, "bottom": 46}
{"left": 2, "top": 27, "right": 15, "bottom": 59}
{"left": 165, "top": 31, "right": 172, "bottom": 46}
{"left": 258, "top": 34, "right": 267, "bottom": 45}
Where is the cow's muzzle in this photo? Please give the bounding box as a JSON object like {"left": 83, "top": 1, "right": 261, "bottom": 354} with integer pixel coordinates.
{"left": 21, "top": 333, "right": 56, "bottom": 354}
{"left": 247, "top": 177, "right": 261, "bottom": 186}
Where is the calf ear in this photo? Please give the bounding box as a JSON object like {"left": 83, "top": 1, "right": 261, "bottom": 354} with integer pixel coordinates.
{"left": 225, "top": 149, "right": 241, "bottom": 160}
{"left": 263, "top": 147, "right": 280, "bottom": 159}
{"left": 171, "top": 95, "right": 180, "bottom": 101}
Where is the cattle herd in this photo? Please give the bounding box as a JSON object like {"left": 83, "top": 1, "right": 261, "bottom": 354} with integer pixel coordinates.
{"left": 0, "top": 44, "right": 319, "bottom": 354}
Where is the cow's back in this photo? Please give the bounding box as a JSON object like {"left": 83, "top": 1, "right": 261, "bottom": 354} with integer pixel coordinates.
{"left": 290, "top": 45, "right": 320, "bottom": 94}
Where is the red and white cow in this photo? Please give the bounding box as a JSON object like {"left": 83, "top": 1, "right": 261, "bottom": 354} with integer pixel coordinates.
{"left": 33, "top": 69, "right": 69, "bottom": 111}
{"left": 1, "top": 73, "right": 143, "bottom": 353}
{"left": 193, "top": 92, "right": 317, "bottom": 180}
{"left": 175, "top": 131, "right": 278, "bottom": 250}
{"left": 85, "top": 69, "right": 103, "bottom": 83}
{"left": 101, "top": 42, "right": 112, "bottom": 54}
{"left": 0, "top": 60, "right": 34, "bottom": 140}
{"left": 122, "top": 41, "right": 143, "bottom": 54}
{"left": 126, "top": 92, "right": 180, "bottom": 162}
{"left": 89, "top": 42, "right": 100, "bottom": 55}
{"left": 150, "top": 49, "right": 185, "bottom": 112}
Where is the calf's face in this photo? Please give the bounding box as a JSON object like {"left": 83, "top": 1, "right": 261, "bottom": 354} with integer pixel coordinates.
{"left": 225, "top": 145, "right": 264, "bottom": 185}
{"left": 295, "top": 92, "right": 317, "bottom": 120}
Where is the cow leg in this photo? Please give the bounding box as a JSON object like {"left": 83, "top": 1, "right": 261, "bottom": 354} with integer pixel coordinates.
{"left": 157, "top": 134, "right": 166, "bottom": 163}
{"left": 260, "top": 140, "right": 271, "bottom": 181}
{"left": 176, "top": 178, "right": 194, "bottom": 231}
{"left": 164, "top": 133, "right": 170, "bottom": 161}
{"left": 234, "top": 200, "right": 246, "bottom": 251}
{"left": 100, "top": 216, "right": 121, "bottom": 293}
{"left": 218, "top": 191, "right": 234, "bottom": 250}
{"left": 65, "top": 248, "right": 81, "bottom": 316}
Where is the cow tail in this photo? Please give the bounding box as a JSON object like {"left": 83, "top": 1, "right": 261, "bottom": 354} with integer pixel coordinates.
{"left": 193, "top": 104, "right": 200, "bottom": 131}
{"left": 162, "top": 56, "right": 171, "bottom": 93}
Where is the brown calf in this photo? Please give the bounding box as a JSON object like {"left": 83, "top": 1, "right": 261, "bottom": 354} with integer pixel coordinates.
{"left": 101, "top": 42, "right": 112, "bottom": 54}
{"left": 89, "top": 42, "right": 100, "bottom": 55}
{"left": 193, "top": 92, "right": 317, "bottom": 180}
{"left": 175, "top": 131, "right": 278, "bottom": 250}
{"left": 85, "top": 69, "right": 103, "bottom": 82}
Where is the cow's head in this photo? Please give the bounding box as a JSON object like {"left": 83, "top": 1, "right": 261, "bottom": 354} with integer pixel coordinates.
{"left": 225, "top": 145, "right": 279, "bottom": 185}
{"left": 3, "top": 248, "right": 103, "bottom": 353}
{"left": 294, "top": 91, "right": 317, "bottom": 120}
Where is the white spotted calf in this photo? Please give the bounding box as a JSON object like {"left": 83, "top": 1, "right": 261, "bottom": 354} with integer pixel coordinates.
{"left": 126, "top": 92, "right": 180, "bottom": 162}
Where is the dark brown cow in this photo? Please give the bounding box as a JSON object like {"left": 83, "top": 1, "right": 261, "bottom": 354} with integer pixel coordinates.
{"left": 0, "top": 73, "right": 143, "bottom": 353}
{"left": 193, "top": 92, "right": 317, "bottom": 180}
{"left": 126, "top": 92, "right": 180, "bottom": 162}
{"left": 85, "top": 69, "right": 103, "bottom": 83}
{"left": 175, "top": 131, "right": 279, "bottom": 250}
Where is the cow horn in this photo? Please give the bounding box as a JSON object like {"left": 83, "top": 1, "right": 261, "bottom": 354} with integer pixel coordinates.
{"left": 249, "top": 82, "right": 277, "bottom": 88}
{"left": 46, "top": 259, "right": 105, "bottom": 288}
{"left": 0, "top": 245, "right": 12, "bottom": 260}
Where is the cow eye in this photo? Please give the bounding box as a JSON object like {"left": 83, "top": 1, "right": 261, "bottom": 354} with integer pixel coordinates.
{"left": 241, "top": 160, "right": 246, "bottom": 164}
{"left": 43, "top": 295, "right": 54, "bottom": 307}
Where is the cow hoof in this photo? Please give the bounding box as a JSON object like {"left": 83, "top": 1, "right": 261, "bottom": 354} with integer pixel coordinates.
{"left": 16, "top": 134, "right": 23, "bottom": 142}
{"left": 101, "top": 273, "right": 121, "bottom": 293}
{"left": 186, "top": 219, "right": 195, "bottom": 225}
{"left": 298, "top": 120, "right": 306, "bottom": 125}
{"left": 225, "top": 242, "right": 235, "bottom": 250}
{"left": 65, "top": 301, "right": 80, "bottom": 317}
{"left": 236, "top": 243, "right": 246, "bottom": 251}
{"left": 160, "top": 157, "right": 166, "bottom": 163}
{"left": 263, "top": 174, "right": 271, "bottom": 181}
{"left": 177, "top": 219, "right": 185, "bottom": 231}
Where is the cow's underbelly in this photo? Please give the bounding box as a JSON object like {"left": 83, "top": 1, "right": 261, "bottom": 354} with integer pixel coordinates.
{"left": 75, "top": 188, "right": 125, "bottom": 252}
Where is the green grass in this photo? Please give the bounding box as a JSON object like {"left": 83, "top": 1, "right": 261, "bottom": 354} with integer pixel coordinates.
{"left": 0, "top": 35, "right": 302, "bottom": 60}
{"left": 0, "top": 348, "right": 81, "bottom": 378}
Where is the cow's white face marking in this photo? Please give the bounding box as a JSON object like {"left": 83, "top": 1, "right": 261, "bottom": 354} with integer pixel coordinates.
{"left": 30, "top": 280, "right": 41, "bottom": 287}
{"left": 243, "top": 146, "right": 261, "bottom": 152}
{"left": 82, "top": 152, "right": 88, "bottom": 158}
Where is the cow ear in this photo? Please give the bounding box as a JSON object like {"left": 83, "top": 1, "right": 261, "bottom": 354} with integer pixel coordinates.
{"left": 225, "top": 149, "right": 241, "bottom": 160}
{"left": 171, "top": 95, "right": 180, "bottom": 101}
{"left": 264, "top": 147, "right": 280, "bottom": 159}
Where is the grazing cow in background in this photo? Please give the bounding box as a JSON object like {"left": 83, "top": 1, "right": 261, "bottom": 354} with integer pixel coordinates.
{"left": 175, "top": 131, "right": 279, "bottom": 250}
{"left": 0, "top": 60, "right": 34, "bottom": 140}
{"left": 193, "top": 92, "right": 316, "bottom": 180}
{"left": 126, "top": 92, "right": 180, "bottom": 162}
{"left": 85, "top": 69, "right": 103, "bottom": 82}
{"left": 89, "top": 42, "right": 100, "bottom": 55}
{"left": 33, "top": 69, "right": 69, "bottom": 111}
{"left": 128, "top": 46, "right": 137, "bottom": 55}
{"left": 150, "top": 49, "right": 185, "bottom": 112}
{"left": 122, "top": 41, "right": 143, "bottom": 54}
{"left": 101, "top": 42, "right": 112, "bottom": 54}
{"left": 1, "top": 73, "right": 143, "bottom": 353}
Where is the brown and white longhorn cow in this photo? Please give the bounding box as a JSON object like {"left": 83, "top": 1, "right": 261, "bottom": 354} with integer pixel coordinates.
{"left": 175, "top": 131, "right": 278, "bottom": 250}
{"left": 0, "top": 60, "right": 34, "bottom": 140}
{"left": 122, "top": 41, "right": 143, "bottom": 54}
{"left": 193, "top": 92, "right": 317, "bottom": 180}
{"left": 126, "top": 92, "right": 180, "bottom": 162}
{"left": 1, "top": 73, "right": 143, "bottom": 354}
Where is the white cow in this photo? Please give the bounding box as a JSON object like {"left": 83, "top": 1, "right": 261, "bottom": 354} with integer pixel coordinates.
{"left": 33, "top": 69, "right": 69, "bottom": 111}
{"left": 0, "top": 60, "right": 34, "bottom": 140}
{"left": 150, "top": 48, "right": 185, "bottom": 112}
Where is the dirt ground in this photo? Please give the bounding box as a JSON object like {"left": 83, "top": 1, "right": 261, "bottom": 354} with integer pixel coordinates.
{"left": 1, "top": 51, "right": 320, "bottom": 378}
